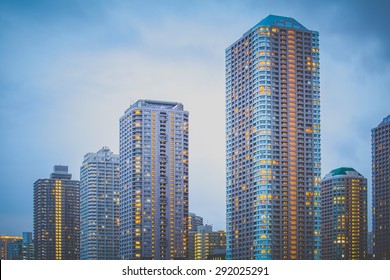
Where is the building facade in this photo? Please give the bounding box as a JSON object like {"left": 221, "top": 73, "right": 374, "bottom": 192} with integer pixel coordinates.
{"left": 188, "top": 225, "right": 226, "bottom": 260}
{"left": 0, "top": 236, "right": 22, "bottom": 260}
{"left": 372, "top": 115, "right": 390, "bottom": 259}
{"left": 22, "top": 232, "right": 34, "bottom": 260}
{"left": 80, "top": 147, "right": 120, "bottom": 260}
{"left": 367, "top": 231, "right": 374, "bottom": 259}
{"left": 119, "top": 100, "right": 189, "bottom": 260}
{"left": 226, "top": 15, "right": 321, "bottom": 259}
{"left": 189, "top": 212, "right": 204, "bottom": 233}
{"left": 33, "top": 165, "right": 80, "bottom": 260}
{"left": 0, "top": 233, "right": 33, "bottom": 260}
{"left": 7, "top": 239, "right": 22, "bottom": 260}
{"left": 321, "top": 168, "right": 367, "bottom": 260}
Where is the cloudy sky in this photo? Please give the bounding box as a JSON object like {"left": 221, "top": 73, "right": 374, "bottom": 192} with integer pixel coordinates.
{"left": 1, "top": 0, "right": 389, "bottom": 235}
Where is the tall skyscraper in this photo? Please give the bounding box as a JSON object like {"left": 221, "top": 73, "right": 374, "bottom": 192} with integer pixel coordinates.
{"left": 33, "top": 165, "right": 80, "bottom": 260}
{"left": 119, "top": 100, "right": 189, "bottom": 260}
{"left": 80, "top": 147, "right": 120, "bottom": 260}
{"left": 320, "top": 168, "right": 367, "bottom": 260}
{"left": 226, "top": 15, "right": 321, "bottom": 259}
{"left": 372, "top": 115, "right": 390, "bottom": 260}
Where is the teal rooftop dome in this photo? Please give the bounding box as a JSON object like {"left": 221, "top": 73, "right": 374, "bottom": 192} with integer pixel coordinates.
{"left": 256, "top": 14, "right": 308, "bottom": 30}
{"left": 330, "top": 167, "right": 362, "bottom": 177}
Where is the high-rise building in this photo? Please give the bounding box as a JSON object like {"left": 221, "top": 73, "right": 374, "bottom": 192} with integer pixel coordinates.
{"left": 320, "top": 168, "right": 367, "bottom": 260}
{"left": 119, "top": 100, "right": 189, "bottom": 260}
{"left": 372, "top": 115, "right": 390, "bottom": 260}
{"left": 188, "top": 225, "right": 226, "bottom": 260}
{"left": 225, "top": 15, "right": 321, "bottom": 259}
{"left": 33, "top": 165, "right": 80, "bottom": 260}
{"left": 80, "top": 147, "right": 120, "bottom": 260}
{"left": 188, "top": 212, "right": 204, "bottom": 233}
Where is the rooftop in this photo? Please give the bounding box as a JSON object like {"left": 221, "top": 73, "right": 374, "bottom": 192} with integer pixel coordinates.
{"left": 126, "top": 99, "right": 184, "bottom": 113}
{"left": 255, "top": 14, "right": 308, "bottom": 30}
{"left": 83, "top": 147, "right": 119, "bottom": 162}
{"left": 226, "top": 14, "right": 312, "bottom": 51}
{"left": 51, "top": 165, "right": 72, "bottom": 180}
{"left": 378, "top": 115, "right": 390, "bottom": 126}
{"left": 328, "top": 167, "right": 363, "bottom": 177}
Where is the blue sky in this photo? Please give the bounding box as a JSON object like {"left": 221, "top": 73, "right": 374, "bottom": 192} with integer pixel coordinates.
{"left": 0, "top": 0, "right": 389, "bottom": 235}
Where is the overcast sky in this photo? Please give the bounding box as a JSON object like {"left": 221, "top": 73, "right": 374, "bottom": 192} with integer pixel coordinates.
{"left": 1, "top": 0, "right": 389, "bottom": 235}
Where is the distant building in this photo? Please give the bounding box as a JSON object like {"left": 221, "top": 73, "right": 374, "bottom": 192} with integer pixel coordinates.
{"left": 188, "top": 225, "right": 226, "bottom": 260}
{"left": 0, "top": 235, "right": 22, "bottom": 260}
{"left": 33, "top": 165, "right": 80, "bottom": 260}
{"left": 120, "top": 100, "right": 189, "bottom": 260}
{"left": 22, "top": 232, "right": 34, "bottom": 260}
{"left": 372, "top": 115, "right": 390, "bottom": 260}
{"left": 7, "top": 239, "right": 22, "bottom": 260}
{"left": 80, "top": 147, "right": 120, "bottom": 260}
{"left": 188, "top": 212, "right": 204, "bottom": 232}
{"left": 321, "top": 168, "right": 367, "bottom": 260}
{"left": 0, "top": 233, "right": 34, "bottom": 260}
